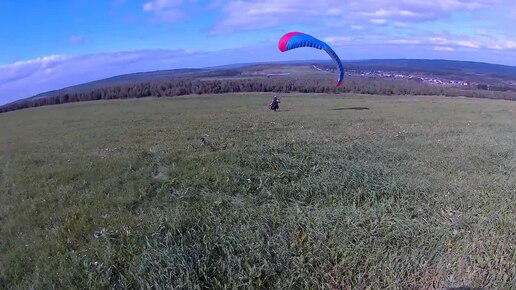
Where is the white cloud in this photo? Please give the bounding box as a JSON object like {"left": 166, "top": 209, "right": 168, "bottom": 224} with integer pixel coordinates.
{"left": 456, "top": 40, "right": 480, "bottom": 48}
{"left": 211, "top": 0, "right": 347, "bottom": 34}
{"left": 429, "top": 37, "right": 480, "bottom": 49}
{"left": 324, "top": 36, "right": 352, "bottom": 45}
{"left": 430, "top": 37, "right": 448, "bottom": 45}
{"left": 326, "top": 8, "right": 342, "bottom": 16}
{"left": 388, "top": 39, "right": 422, "bottom": 45}
{"left": 142, "top": 0, "right": 185, "bottom": 22}
{"left": 433, "top": 46, "right": 455, "bottom": 51}
{"left": 143, "top": 0, "right": 182, "bottom": 11}
{"left": 0, "top": 55, "right": 68, "bottom": 76}
{"left": 362, "top": 9, "right": 426, "bottom": 20}
{"left": 491, "top": 40, "right": 516, "bottom": 50}
{"left": 350, "top": 0, "right": 496, "bottom": 25}
{"left": 370, "top": 18, "right": 388, "bottom": 25}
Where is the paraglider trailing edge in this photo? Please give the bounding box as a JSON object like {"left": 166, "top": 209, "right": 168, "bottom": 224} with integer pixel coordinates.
{"left": 278, "top": 32, "right": 345, "bottom": 87}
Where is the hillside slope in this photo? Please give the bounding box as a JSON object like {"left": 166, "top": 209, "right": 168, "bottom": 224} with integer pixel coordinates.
{"left": 2, "top": 59, "right": 516, "bottom": 113}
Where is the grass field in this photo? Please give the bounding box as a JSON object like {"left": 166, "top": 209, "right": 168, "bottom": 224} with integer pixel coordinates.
{"left": 0, "top": 93, "right": 515, "bottom": 289}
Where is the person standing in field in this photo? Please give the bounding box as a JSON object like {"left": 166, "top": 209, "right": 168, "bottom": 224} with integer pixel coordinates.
{"left": 270, "top": 95, "right": 280, "bottom": 112}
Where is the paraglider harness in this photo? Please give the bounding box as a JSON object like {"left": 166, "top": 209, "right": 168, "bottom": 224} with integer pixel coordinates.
{"left": 270, "top": 96, "right": 281, "bottom": 112}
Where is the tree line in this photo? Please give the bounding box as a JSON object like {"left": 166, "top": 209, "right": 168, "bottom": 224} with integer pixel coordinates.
{"left": 2, "top": 76, "right": 516, "bottom": 113}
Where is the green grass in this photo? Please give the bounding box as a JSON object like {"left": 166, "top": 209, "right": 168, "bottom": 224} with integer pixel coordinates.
{"left": 0, "top": 93, "right": 515, "bottom": 289}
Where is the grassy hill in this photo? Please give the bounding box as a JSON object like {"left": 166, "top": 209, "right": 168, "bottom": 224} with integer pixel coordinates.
{"left": 3, "top": 59, "right": 516, "bottom": 114}
{"left": 1, "top": 93, "right": 515, "bottom": 288}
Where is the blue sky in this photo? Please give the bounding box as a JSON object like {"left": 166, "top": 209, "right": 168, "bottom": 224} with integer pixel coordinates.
{"left": 2, "top": 0, "right": 516, "bottom": 105}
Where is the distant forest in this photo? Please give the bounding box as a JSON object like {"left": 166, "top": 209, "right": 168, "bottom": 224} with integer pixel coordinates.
{"left": 2, "top": 75, "right": 516, "bottom": 113}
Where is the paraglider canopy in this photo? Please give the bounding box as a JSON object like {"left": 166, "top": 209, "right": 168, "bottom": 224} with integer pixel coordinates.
{"left": 278, "top": 32, "right": 344, "bottom": 87}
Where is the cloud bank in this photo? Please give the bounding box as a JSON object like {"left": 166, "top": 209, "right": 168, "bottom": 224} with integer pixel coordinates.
{"left": 210, "top": 0, "right": 508, "bottom": 33}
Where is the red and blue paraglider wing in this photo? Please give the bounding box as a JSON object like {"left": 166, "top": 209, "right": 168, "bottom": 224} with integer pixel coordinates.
{"left": 278, "top": 32, "right": 344, "bottom": 87}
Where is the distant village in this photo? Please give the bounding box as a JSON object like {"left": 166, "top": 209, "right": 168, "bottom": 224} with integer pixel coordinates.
{"left": 310, "top": 64, "right": 471, "bottom": 88}
{"left": 348, "top": 70, "right": 470, "bottom": 87}
{"left": 258, "top": 63, "right": 516, "bottom": 95}
{"left": 355, "top": 69, "right": 516, "bottom": 92}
